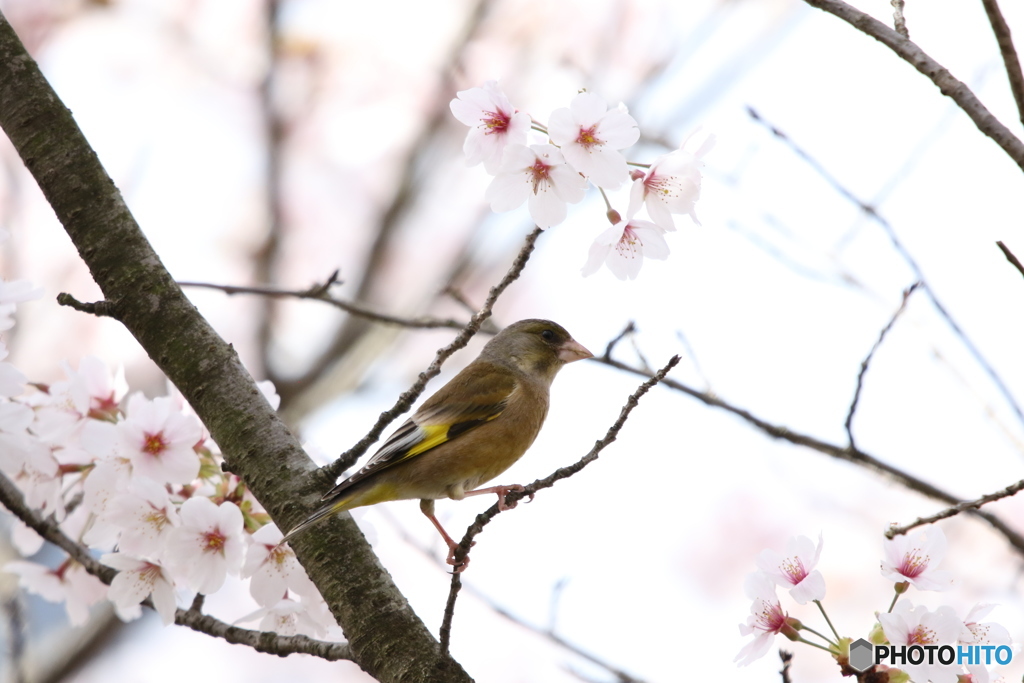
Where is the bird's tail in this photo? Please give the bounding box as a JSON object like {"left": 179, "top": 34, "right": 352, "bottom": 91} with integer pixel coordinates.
{"left": 282, "top": 498, "right": 347, "bottom": 544}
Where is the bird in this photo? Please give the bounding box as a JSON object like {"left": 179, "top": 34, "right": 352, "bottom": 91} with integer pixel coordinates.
{"left": 284, "top": 319, "right": 592, "bottom": 571}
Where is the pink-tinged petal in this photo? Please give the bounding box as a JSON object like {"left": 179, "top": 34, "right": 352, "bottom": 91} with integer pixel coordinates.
{"left": 734, "top": 631, "right": 774, "bottom": 666}
{"left": 626, "top": 178, "right": 645, "bottom": 219}
{"left": 596, "top": 105, "right": 640, "bottom": 148}
{"left": 568, "top": 91, "right": 608, "bottom": 126}
{"left": 527, "top": 185, "right": 568, "bottom": 228}
{"left": 630, "top": 224, "right": 669, "bottom": 260}
{"left": 485, "top": 168, "right": 531, "bottom": 212}
{"left": 788, "top": 569, "right": 826, "bottom": 604}
{"left": 563, "top": 146, "right": 628, "bottom": 189}
{"left": 546, "top": 107, "right": 578, "bottom": 146}
{"left": 606, "top": 247, "right": 641, "bottom": 280}
{"left": 546, "top": 163, "right": 587, "bottom": 203}
{"left": 645, "top": 197, "right": 676, "bottom": 231}
{"left": 150, "top": 575, "right": 178, "bottom": 625}
{"left": 581, "top": 241, "right": 612, "bottom": 277}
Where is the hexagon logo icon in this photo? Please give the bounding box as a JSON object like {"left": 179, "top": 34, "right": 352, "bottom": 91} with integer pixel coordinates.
{"left": 849, "top": 638, "right": 874, "bottom": 672}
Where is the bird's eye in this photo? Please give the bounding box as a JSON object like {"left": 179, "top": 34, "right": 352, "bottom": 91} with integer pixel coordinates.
{"left": 540, "top": 329, "right": 555, "bottom": 341}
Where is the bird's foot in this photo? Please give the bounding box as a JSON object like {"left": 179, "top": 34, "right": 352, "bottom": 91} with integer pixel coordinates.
{"left": 465, "top": 483, "right": 533, "bottom": 511}
{"left": 446, "top": 540, "right": 476, "bottom": 573}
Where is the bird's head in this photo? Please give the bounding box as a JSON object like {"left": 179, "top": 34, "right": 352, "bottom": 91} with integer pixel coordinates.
{"left": 483, "top": 319, "right": 592, "bottom": 381}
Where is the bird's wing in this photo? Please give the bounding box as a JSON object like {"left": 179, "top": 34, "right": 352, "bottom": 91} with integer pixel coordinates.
{"left": 321, "top": 366, "right": 517, "bottom": 500}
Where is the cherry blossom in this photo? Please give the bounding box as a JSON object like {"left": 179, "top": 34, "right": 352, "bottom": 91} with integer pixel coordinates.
{"left": 959, "top": 604, "right": 1012, "bottom": 683}
{"left": 548, "top": 91, "right": 639, "bottom": 189}
{"left": 881, "top": 526, "right": 954, "bottom": 591}
{"left": 242, "top": 523, "right": 316, "bottom": 606}
{"left": 102, "top": 552, "right": 178, "bottom": 625}
{"left": 0, "top": 341, "right": 26, "bottom": 397}
{"left": 5, "top": 559, "right": 107, "bottom": 626}
{"left": 450, "top": 80, "right": 530, "bottom": 174}
{"left": 0, "top": 279, "right": 43, "bottom": 331}
{"left": 105, "top": 477, "right": 181, "bottom": 559}
{"left": 236, "top": 597, "right": 326, "bottom": 638}
{"left": 735, "top": 572, "right": 795, "bottom": 666}
{"left": 878, "top": 600, "right": 962, "bottom": 683}
{"left": 165, "top": 497, "right": 245, "bottom": 594}
{"left": 485, "top": 143, "right": 587, "bottom": 228}
{"left": 755, "top": 533, "right": 826, "bottom": 604}
{"left": 118, "top": 393, "right": 202, "bottom": 484}
{"left": 626, "top": 131, "right": 713, "bottom": 231}
{"left": 9, "top": 441, "right": 65, "bottom": 519}
{"left": 581, "top": 215, "right": 668, "bottom": 280}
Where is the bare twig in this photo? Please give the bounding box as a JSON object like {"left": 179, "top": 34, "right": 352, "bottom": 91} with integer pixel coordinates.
{"left": 320, "top": 227, "right": 543, "bottom": 483}
{"left": 3, "top": 594, "right": 26, "bottom": 683}
{"left": 845, "top": 282, "right": 920, "bottom": 448}
{"left": 749, "top": 107, "right": 1024, "bottom": 431}
{"left": 886, "top": 478, "right": 1024, "bottom": 538}
{"left": 55, "top": 293, "right": 119, "bottom": 319}
{"left": 996, "top": 240, "right": 1024, "bottom": 280}
{"left": 253, "top": 0, "right": 286, "bottom": 376}
{"left": 595, "top": 355, "right": 1024, "bottom": 556}
{"left": 0, "top": 471, "right": 352, "bottom": 661}
{"left": 780, "top": 650, "right": 794, "bottom": 683}
{"left": 801, "top": 0, "right": 1024, "bottom": 172}
{"left": 891, "top": 0, "right": 908, "bottom": 39}
{"left": 980, "top": 0, "right": 1024, "bottom": 128}
{"left": 178, "top": 278, "right": 468, "bottom": 331}
{"left": 439, "top": 355, "right": 681, "bottom": 653}
{"left": 602, "top": 321, "right": 636, "bottom": 359}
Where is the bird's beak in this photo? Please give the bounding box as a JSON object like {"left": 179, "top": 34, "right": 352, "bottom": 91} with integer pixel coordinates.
{"left": 557, "top": 338, "right": 593, "bottom": 363}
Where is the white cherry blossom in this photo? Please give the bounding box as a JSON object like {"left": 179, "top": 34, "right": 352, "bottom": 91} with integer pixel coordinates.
{"left": 106, "top": 477, "right": 181, "bottom": 559}
{"left": 5, "top": 560, "right": 107, "bottom": 626}
{"left": 581, "top": 215, "right": 668, "bottom": 280}
{"left": 626, "top": 131, "right": 712, "bottom": 231}
{"left": 242, "top": 523, "right": 316, "bottom": 606}
{"left": 165, "top": 497, "right": 245, "bottom": 594}
{"left": 881, "top": 526, "right": 954, "bottom": 591}
{"left": 102, "top": 552, "right": 178, "bottom": 625}
{"left": 548, "top": 92, "right": 639, "bottom": 189}
{"left": 735, "top": 572, "right": 792, "bottom": 666}
{"left": 450, "top": 80, "right": 530, "bottom": 174}
{"left": 485, "top": 143, "right": 587, "bottom": 228}
{"left": 879, "top": 600, "right": 962, "bottom": 683}
{"left": 755, "top": 533, "right": 826, "bottom": 604}
{"left": 118, "top": 393, "right": 202, "bottom": 484}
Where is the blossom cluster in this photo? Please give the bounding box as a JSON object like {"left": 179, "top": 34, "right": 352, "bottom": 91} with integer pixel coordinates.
{"left": 450, "top": 81, "right": 713, "bottom": 280}
{"left": 0, "top": 284, "right": 335, "bottom": 638}
{"left": 737, "top": 527, "right": 1012, "bottom": 683}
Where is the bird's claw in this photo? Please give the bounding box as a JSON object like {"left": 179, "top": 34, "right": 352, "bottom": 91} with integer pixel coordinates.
{"left": 497, "top": 484, "right": 529, "bottom": 511}
{"left": 446, "top": 541, "right": 475, "bottom": 573}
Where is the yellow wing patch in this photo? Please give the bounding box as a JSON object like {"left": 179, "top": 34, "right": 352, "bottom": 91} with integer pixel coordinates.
{"left": 406, "top": 424, "right": 450, "bottom": 457}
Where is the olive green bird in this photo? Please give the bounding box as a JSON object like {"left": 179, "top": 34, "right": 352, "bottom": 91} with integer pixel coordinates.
{"left": 284, "top": 319, "right": 592, "bottom": 570}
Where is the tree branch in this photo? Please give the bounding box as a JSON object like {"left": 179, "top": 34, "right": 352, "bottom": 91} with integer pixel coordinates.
{"left": 996, "top": 240, "right": 1024, "bottom": 279}
{"left": 439, "top": 355, "right": 681, "bottom": 653}
{"left": 885, "top": 477, "right": 1024, "bottom": 538}
{"left": 0, "top": 12, "right": 469, "bottom": 681}
{"left": 802, "top": 0, "right": 1024, "bottom": 172}
{"left": 845, "top": 282, "right": 919, "bottom": 449}
{"left": 980, "top": 0, "right": 1024, "bottom": 129}
{"left": 178, "top": 277, "right": 470, "bottom": 331}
